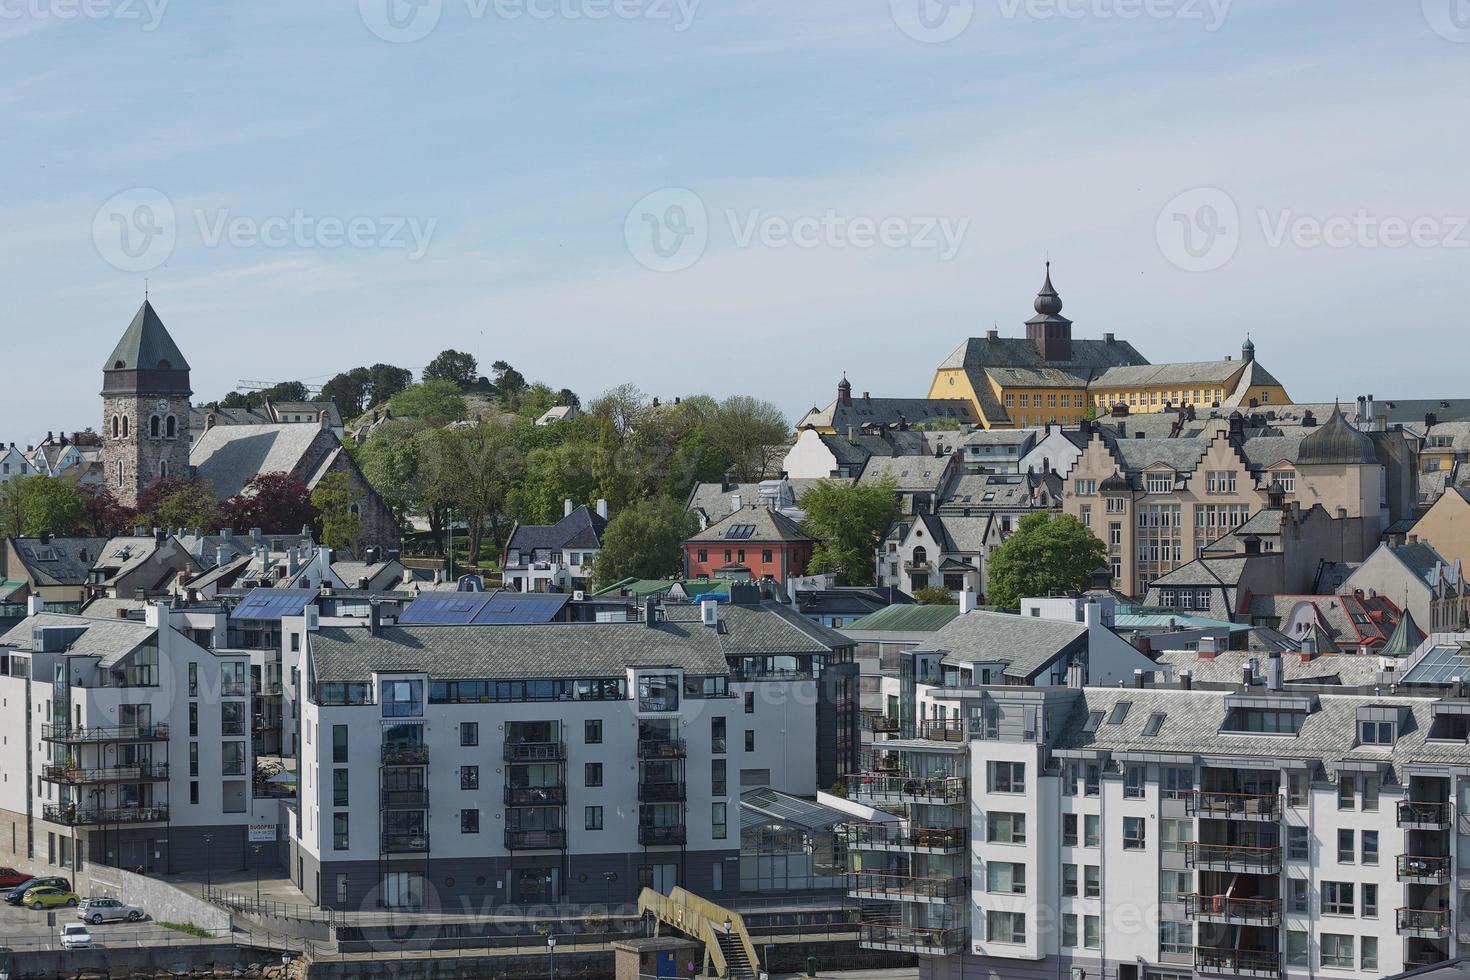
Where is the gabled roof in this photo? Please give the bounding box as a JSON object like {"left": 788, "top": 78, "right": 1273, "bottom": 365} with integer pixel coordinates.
{"left": 190, "top": 423, "right": 333, "bottom": 500}
{"left": 7, "top": 537, "right": 108, "bottom": 587}
{"left": 1380, "top": 608, "right": 1426, "bottom": 659}
{"left": 842, "top": 603, "right": 962, "bottom": 633}
{"left": 104, "top": 300, "right": 190, "bottom": 372}
{"left": 686, "top": 503, "right": 814, "bottom": 544}
{"left": 921, "top": 609, "right": 1088, "bottom": 680}
{"left": 505, "top": 505, "right": 608, "bottom": 554}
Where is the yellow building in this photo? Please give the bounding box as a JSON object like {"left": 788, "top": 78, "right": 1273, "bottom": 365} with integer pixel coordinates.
{"left": 929, "top": 267, "right": 1291, "bottom": 428}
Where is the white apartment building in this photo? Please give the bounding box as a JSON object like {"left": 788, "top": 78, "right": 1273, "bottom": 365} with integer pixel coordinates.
{"left": 849, "top": 658, "right": 1470, "bottom": 980}
{"left": 287, "top": 596, "right": 858, "bottom": 911}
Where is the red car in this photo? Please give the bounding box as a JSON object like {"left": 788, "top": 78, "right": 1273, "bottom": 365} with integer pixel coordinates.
{"left": 0, "top": 868, "right": 30, "bottom": 889}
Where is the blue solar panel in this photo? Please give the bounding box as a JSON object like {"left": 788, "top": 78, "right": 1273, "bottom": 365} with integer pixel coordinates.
{"left": 229, "top": 588, "right": 318, "bottom": 622}
{"left": 474, "top": 592, "right": 569, "bottom": 625}
{"left": 398, "top": 591, "right": 570, "bottom": 626}
{"left": 398, "top": 594, "right": 493, "bottom": 625}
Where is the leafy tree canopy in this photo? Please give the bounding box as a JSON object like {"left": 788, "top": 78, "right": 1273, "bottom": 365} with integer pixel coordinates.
{"left": 984, "top": 512, "right": 1108, "bottom": 608}
{"left": 0, "top": 476, "right": 87, "bottom": 537}
{"left": 591, "top": 496, "right": 699, "bottom": 588}
{"left": 222, "top": 473, "right": 318, "bottom": 535}
{"left": 423, "top": 349, "right": 480, "bottom": 388}
{"left": 388, "top": 381, "right": 469, "bottom": 427}
{"left": 311, "top": 472, "right": 363, "bottom": 554}
{"left": 801, "top": 477, "right": 900, "bottom": 586}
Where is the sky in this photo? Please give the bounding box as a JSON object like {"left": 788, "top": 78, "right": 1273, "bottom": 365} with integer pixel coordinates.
{"left": 2, "top": 0, "right": 1467, "bottom": 442}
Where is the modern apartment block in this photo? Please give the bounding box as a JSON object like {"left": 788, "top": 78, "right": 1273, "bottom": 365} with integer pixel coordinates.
{"left": 288, "top": 595, "right": 858, "bottom": 910}
{"left": 849, "top": 657, "right": 1470, "bottom": 979}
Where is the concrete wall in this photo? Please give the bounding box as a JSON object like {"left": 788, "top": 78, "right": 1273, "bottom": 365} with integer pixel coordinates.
{"left": 2, "top": 943, "right": 285, "bottom": 980}
{"left": 87, "top": 864, "right": 233, "bottom": 932}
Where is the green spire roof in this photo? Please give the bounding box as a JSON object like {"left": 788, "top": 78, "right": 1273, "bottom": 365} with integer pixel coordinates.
{"left": 1380, "top": 608, "right": 1424, "bottom": 659}
{"left": 104, "top": 300, "right": 190, "bottom": 372}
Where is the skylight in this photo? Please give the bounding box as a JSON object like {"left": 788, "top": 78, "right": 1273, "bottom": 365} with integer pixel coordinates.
{"left": 725, "top": 525, "right": 756, "bottom": 540}
{"left": 1142, "top": 712, "right": 1166, "bottom": 737}
{"left": 1108, "top": 701, "right": 1132, "bottom": 725}
{"left": 1082, "top": 710, "right": 1104, "bottom": 733}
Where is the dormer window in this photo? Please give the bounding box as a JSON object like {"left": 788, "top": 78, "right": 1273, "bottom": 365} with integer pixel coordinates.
{"left": 1360, "top": 721, "right": 1394, "bottom": 745}
{"left": 1222, "top": 707, "right": 1305, "bottom": 735}
{"left": 1146, "top": 474, "right": 1172, "bottom": 494}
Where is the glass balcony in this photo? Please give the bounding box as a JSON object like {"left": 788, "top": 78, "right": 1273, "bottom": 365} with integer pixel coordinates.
{"left": 637, "top": 781, "right": 687, "bottom": 803}
{"left": 379, "top": 788, "right": 429, "bottom": 809}
{"left": 381, "top": 744, "right": 429, "bottom": 765}
{"left": 845, "top": 824, "right": 965, "bottom": 854}
{"left": 503, "top": 741, "right": 566, "bottom": 763}
{"left": 847, "top": 873, "right": 968, "bottom": 904}
{"left": 637, "top": 738, "right": 686, "bottom": 759}
{"left": 43, "top": 804, "right": 168, "bottom": 826}
{"left": 505, "top": 829, "right": 566, "bottom": 850}
{"left": 1184, "top": 842, "right": 1281, "bottom": 873}
{"left": 1187, "top": 790, "right": 1281, "bottom": 821}
{"left": 858, "top": 925, "right": 966, "bottom": 955}
{"left": 1398, "top": 800, "right": 1454, "bottom": 830}
{"left": 1398, "top": 854, "right": 1451, "bottom": 882}
{"left": 41, "top": 724, "right": 169, "bottom": 743}
{"left": 41, "top": 764, "right": 169, "bottom": 784}
{"left": 1195, "top": 947, "right": 1281, "bottom": 979}
{"left": 1184, "top": 894, "right": 1281, "bottom": 925}
{"left": 1398, "top": 908, "right": 1451, "bottom": 938}
{"left": 504, "top": 786, "right": 567, "bottom": 807}
{"left": 846, "top": 774, "right": 967, "bottom": 806}
{"left": 639, "top": 825, "right": 687, "bottom": 846}
{"left": 916, "top": 720, "right": 965, "bottom": 743}
{"left": 381, "top": 832, "right": 429, "bottom": 853}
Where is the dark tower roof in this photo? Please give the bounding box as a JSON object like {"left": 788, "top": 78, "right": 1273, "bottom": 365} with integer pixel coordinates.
{"left": 1242, "top": 335, "right": 1256, "bottom": 362}
{"left": 1380, "top": 607, "right": 1424, "bottom": 659}
{"left": 105, "top": 300, "right": 191, "bottom": 372}
{"left": 1031, "top": 263, "right": 1065, "bottom": 318}
{"left": 1296, "top": 405, "right": 1377, "bottom": 465}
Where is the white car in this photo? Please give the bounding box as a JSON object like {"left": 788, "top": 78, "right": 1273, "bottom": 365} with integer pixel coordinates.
{"left": 60, "top": 922, "right": 93, "bottom": 949}
{"left": 78, "top": 897, "right": 144, "bottom": 923}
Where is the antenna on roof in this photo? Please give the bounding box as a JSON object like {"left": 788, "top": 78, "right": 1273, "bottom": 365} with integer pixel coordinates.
{"left": 144, "top": 278, "right": 149, "bottom": 301}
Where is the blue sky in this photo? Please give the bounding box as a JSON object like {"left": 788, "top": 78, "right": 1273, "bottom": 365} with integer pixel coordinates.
{"left": 2, "top": 0, "right": 1467, "bottom": 441}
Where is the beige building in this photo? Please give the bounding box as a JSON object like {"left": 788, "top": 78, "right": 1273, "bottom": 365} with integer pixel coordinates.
{"left": 1063, "top": 409, "right": 1387, "bottom": 597}
{"left": 1411, "top": 487, "right": 1470, "bottom": 572}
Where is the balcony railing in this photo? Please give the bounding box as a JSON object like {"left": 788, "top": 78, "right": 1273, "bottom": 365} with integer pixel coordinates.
{"left": 41, "top": 723, "right": 170, "bottom": 743}
{"left": 381, "top": 744, "right": 429, "bottom": 765}
{"left": 858, "top": 924, "right": 966, "bottom": 955}
{"left": 848, "top": 872, "right": 968, "bottom": 902}
{"left": 1398, "top": 800, "right": 1454, "bottom": 829}
{"left": 1184, "top": 894, "right": 1281, "bottom": 924}
{"left": 1184, "top": 842, "right": 1282, "bottom": 873}
{"left": 381, "top": 832, "right": 429, "bottom": 854}
{"left": 638, "top": 781, "right": 687, "bottom": 803}
{"left": 846, "top": 774, "right": 967, "bottom": 805}
{"left": 637, "top": 738, "right": 686, "bottom": 759}
{"left": 41, "top": 764, "right": 169, "bottom": 784}
{"left": 861, "top": 713, "right": 900, "bottom": 734}
{"left": 846, "top": 824, "right": 965, "bottom": 853}
{"left": 1187, "top": 790, "right": 1281, "bottom": 821}
{"left": 1398, "top": 854, "right": 1451, "bottom": 881}
{"left": 379, "top": 789, "right": 428, "bottom": 809}
{"left": 503, "top": 741, "right": 566, "bottom": 763}
{"left": 43, "top": 803, "right": 168, "bottom": 826}
{"left": 504, "top": 786, "right": 567, "bottom": 807}
{"left": 505, "top": 829, "right": 566, "bottom": 850}
{"left": 639, "top": 825, "right": 687, "bottom": 846}
{"left": 1398, "top": 908, "right": 1451, "bottom": 937}
{"left": 1195, "top": 947, "right": 1281, "bottom": 979}
{"left": 917, "top": 720, "right": 966, "bottom": 742}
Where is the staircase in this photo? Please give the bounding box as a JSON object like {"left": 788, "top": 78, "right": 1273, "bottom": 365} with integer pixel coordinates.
{"left": 638, "top": 887, "right": 761, "bottom": 979}
{"left": 716, "top": 930, "right": 757, "bottom": 978}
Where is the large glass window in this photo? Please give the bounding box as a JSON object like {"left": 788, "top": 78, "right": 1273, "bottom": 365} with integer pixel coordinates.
{"left": 638, "top": 674, "right": 679, "bottom": 712}
{"left": 381, "top": 679, "right": 424, "bottom": 717}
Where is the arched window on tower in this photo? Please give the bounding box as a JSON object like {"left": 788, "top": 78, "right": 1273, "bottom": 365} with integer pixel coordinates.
{"left": 115, "top": 460, "right": 124, "bottom": 487}
{"left": 122, "top": 416, "right": 130, "bottom": 438}
{"left": 165, "top": 415, "right": 177, "bottom": 439}
{"left": 149, "top": 415, "right": 161, "bottom": 438}
{"left": 160, "top": 460, "right": 169, "bottom": 479}
{"left": 111, "top": 415, "right": 120, "bottom": 439}
{"left": 912, "top": 546, "right": 928, "bottom": 565}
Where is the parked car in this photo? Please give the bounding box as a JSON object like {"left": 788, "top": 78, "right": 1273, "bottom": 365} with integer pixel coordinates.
{"left": 25, "top": 886, "right": 80, "bottom": 910}
{"left": 0, "top": 867, "right": 30, "bottom": 888}
{"left": 59, "top": 922, "right": 93, "bottom": 949}
{"left": 4, "top": 877, "right": 70, "bottom": 905}
{"left": 78, "top": 897, "right": 144, "bottom": 923}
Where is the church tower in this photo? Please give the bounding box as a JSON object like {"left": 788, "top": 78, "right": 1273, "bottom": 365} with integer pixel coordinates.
{"left": 100, "top": 300, "right": 193, "bottom": 508}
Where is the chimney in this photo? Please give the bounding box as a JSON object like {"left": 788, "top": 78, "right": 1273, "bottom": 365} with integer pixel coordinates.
{"left": 1365, "top": 394, "right": 1375, "bottom": 423}
{"left": 701, "top": 599, "right": 719, "bottom": 628}
{"left": 1426, "top": 412, "right": 1438, "bottom": 429}
{"left": 26, "top": 595, "right": 43, "bottom": 617}
{"left": 39, "top": 530, "right": 50, "bottom": 545}
{"left": 1242, "top": 663, "right": 1254, "bottom": 687}
{"left": 644, "top": 597, "right": 658, "bottom": 629}
{"left": 250, "top": 528, "right": 263, "bottom": 543}
{"left": 287, "top": 548, "right": 300, "bottom": 577}
{"left": 1197, "top": 636, "right": 1218, "bottom": 660}
{"left": 959, "top": 591, "right": 977, "bottom": 614}
{"left": 730, "top": 494, "right": 742, "bottom": 513}
{"left": 368, "top": 602, "right": 381, "bottom": 636}
{"left": 1135, "top": 634, "right": 1152, "bottom": 656}
{"left": 1103, "top": 333, "right": 1115, "bottom": 344}
{"left": 596, "top": 499, "right": 608, "bottom": 520}
{"left": 221, "top": 528, "right": 232, "bottom": 540}
{"left": 1179, "top": 669, "right": 1192, "bottom": 691}
{"left": 1133, "top": 669, "right": 1146, "bottom": 689}
{"left": 216, "top": 546, "right": 229, "bottom": 568}
{"left": 1066, "top": 663, "right": 1085, "bottom": 689}
{"left": 986, "top": 329, "right": 999, "bottom": 342}
{"left": 564, "top": 499, "right": 574, "bottom": 518}
{"left": 1266, "top": 652, "right": 1284, "bottom": 692}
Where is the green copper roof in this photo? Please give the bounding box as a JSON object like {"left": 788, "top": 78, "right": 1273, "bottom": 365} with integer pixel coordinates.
{"left": 1380, "top": 608, "right": 1425, "bottom": 659}
{"left": 104, "top": 300, "right": 190, "bottom": 372}
{"left": 843, "top": 604, "right": 961, "bottom": 632}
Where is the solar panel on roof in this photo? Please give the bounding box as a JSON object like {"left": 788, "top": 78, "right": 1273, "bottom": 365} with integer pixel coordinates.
{"left": 230, "top": 588, "right": 317, "bottom": 621}
{"left": 398, "top": 594, "right": 494, "bottom": 625}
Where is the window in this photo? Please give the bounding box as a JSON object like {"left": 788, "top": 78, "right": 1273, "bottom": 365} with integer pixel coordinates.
{"left": 1361, "top": 830, "right": 1378, "bottom": 865}
{"left": 1163, "top": 767, "right": 1193, "bottom": 800}
{"left": 189, "top": 742, "right": 199, "bottom": 777}
{"left": 1142, "top": 713, "right": 1166, "bottom": 737}
{"left": 1287, "top": 929, "right": 1308, "bottom": 967}
{"left": 1084, "top": 865, "right": 1100, "bottom": 898}
{"left": 1083, "top": 915, "right": 1100, "bottom": 949}
{"left": 381, "top": 679, "right": 424, "bottom": 717}
{"left": 332, "top": 725, "right": 348, "bottom": 763}
{"left": 221, "top": 741, "right": 245, "bottom": 776}
{"left": 1337, "top": 774, "right": 1356, "bottom": 809}
{"left": 743, "top": 691, "right": 755, "bottom": 714}
{"left": 1362, "top": 882, "right": 1377, "bottom": 918}
{"left": 585, "top": 763, "right": 603, "bottom": 787}
{"left": 762, "top": 550, "right": 772, "bottom": 563}
{"left": 1337, "top": 829, "right": 1354, "bottom": 863}
{"left": 1146, "top": 474, "right": 1172, "bottom": 494}
{"left": 1289, "top": 878, "right": 1309, "bottom": 913}
{"left": 1322, "top": 881, "right": 1354, "bottom": 916}
{"left": 333, "top": 769, "right": 349, "bottom": 807}
{"left": 460, "top": 722, "right": 478, "bottom": 747}
{"left": 744, "top": 730, "right": 755, "bottom": 752}
{"left": 189, "top": 704, "right": 198, "bottom": 737}
{"left": 711, "top": 717, "right": 727, "bottom": 753}
{"left": 1124, "top": 765, "right": 1145, "bottom": 798}
{"left": 336, "top": 874, "right": 349, "bottom": 905}
{"left": 333, "top": 813, "right": 349, "bottom": 850}
{"left": 585, "top": 806, "right": 603, "bottom": 831}
{"left": 1063, "top": 814, "right": 1078, "bottom": 847}
{"left": 1287, "top": 825, "right": 1309, "bottom": 861}
{"left": 1062, "top": 864, "right": 1078, "bottom": 896}
{"left": 986, "top": 862, "right": 1026, "bottom": 894}
{"left": 584, "top": 719, "right": 602, "bottom": 744}
{"left": 985, "top": 910, "right": 1025, "bottom": 945}
{"left": 190, "top": 781, "right": 199, "bottom": 804}
{"left": 188, "top": 663, "right": 198, "bottom": 697}
{"left": 1122, "top": 816, "right": 1145, "bottom": 849}
{"left": 713, "top": 802, "right": 727, "bottom": 840}
{"left": 1109, "top": 522, "right": 1122, "bottom": 546}
{"left": 461, "top": 766, "right": 479, "bottom": 790}
{"left": 988, "top": 761, "right": 1025, "bottom": 793}
{"left": 1159, "top": 870, "right": 1191, "bottom": 903}
{"left": 1084, "top": 764, "right": 1100, "bottom": 796}
{"left": 1159, "top": 921, "right": 1191, "bottom": 956}
{"left": 460, "top": 809, "right": 479, "bottom": 834}
{"left": 1320, "top": 934, "right": 1353, "bottom": 969}
{"left": 1362, "top": 774, "right": 1378, "bottom": 811}
{"left": 712, "top": 759, "right": 726, "bottom": 796}
{"left": 1062, "top": 914, "right": 1078, "bottom": 948}
{"left": 1084, "top": 814, "right": 1100, "bottom": 847}
{"left": 1287, "top": 771, "right": 1307, "bottom": 807}
{"left": 987, "top": 812, "right": 1026, "bottom": 845}
{"left": 1360, "top": 720, "right": 1393, "bottom": 744}
{"left": 1160, "top": 819, "right": 1193, "bottom": 853}
{"left": 1360, "top": 936, "right": 1377, "bottom": 971}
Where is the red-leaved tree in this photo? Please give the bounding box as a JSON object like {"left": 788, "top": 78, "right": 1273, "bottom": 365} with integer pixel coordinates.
{"left": 222, "top": 473, "right": 318, "bottom": 534}
{"left": 78, "top": 485, "right": 137, "bottom": 536}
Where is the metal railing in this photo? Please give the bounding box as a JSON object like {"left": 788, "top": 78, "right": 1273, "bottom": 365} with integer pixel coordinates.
{"left": 42, "top": 803, "right": 168, "bottom": 825}
{"left": 504, "top": 786, "right": 566, "bottom": 806}
{"left": 381, "top": 744, "right": 429, "bottom": 765}
{"left": 503, "top": 741, "right": 566, "bottom": 763}
{"left": 1398, "top": 854, "right": 1452, "bottom": 881}
{"left": 1195, "top": 946, "right": 1281, "bottom": 978}
{"left": 41, "top": 723, "right": 170, "bottom": 742}
{"left": 380, "top": 788, "right": 429, "bottom": 809}
{"left": 636, "top": 738, "right": 686, "bottom": 759}
{"left": 847, "top": 872, "right": 968, "bottom": 901}
{"left": 505, "top": 829, "right": 566, "bottom": 849}
{"left": 1184, "top": 894, "right": 1281, "bottom": 923}
{"left": 861, "top": 713, "right": 900, "bottom": 734}
{"left": 1398, "top": 907, "right": 1451, "bottom": 936}
{"left": 1184, "top": 842, "right": 1281, "bottom": 872}
{"left": 638, "top": 825, "right": 686, "bottom": 846}
{"left": 1398, "top": 800, "right": 1454, "bottom": 827}
{"left": 41, "top": 763, "right": 169, "bottom": 784}
{"left": 845, "top": 773, "right": 967, "bottom": 803}
{"left": 381, "top": 832, "right": 430, "bottom": 853}
{"left": 917, "top": 719, "right": 966, "bottom": 742}
{"left": 858, "top": 924, "right": 966, "bottom": 953}
{"left": 637, "top": 781, "right": 686, "bottom": 803}
{"left": 1187, "top": 790, "right": 1281, "bottom": 820}
{"left": 845, "top": 824, "right": 965, "bottom": 852}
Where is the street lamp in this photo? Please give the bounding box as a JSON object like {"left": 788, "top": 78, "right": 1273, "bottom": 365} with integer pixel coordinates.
{"left": 251, "top": 843, "right": 263, "bottom": 909}
{"left": 202, "top": 833, "right": 214, "bottom": 893}
{"left": 546, "top": 935, "right": 556, "bottom": 980}
{"left": 724, "top": 917, "right": 733, "bottom": 935}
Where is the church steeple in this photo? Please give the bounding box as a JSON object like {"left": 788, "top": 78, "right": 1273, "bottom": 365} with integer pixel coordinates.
{"left": 101, "top": 300, "right": 193, "bottom": 508}
{"left": 1026, "top": 262, "right": 1073, "bottom": 361}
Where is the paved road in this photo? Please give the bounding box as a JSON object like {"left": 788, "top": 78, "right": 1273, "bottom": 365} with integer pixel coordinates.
{"left": 0, "top": 892, "right": 216, "bottom": 952}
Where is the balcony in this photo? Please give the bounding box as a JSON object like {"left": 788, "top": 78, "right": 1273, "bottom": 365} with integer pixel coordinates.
{"left": 43, "top": 804, "right": 168, "bottom": 826}
{"left": 858, "top": 924, "right": 966, "bottom": 956}
{"left": 1398, "top": 854, "right": 1451, "bottom": 883}
{"left": 846, "top": 824, "right": 965, "bottom": 855}
{"left": 504, "top": 786, "right": 567, "bottom": 807}
{"left": 861, "top": 713, "right": 900, "bottom": 734}
{"left": 503, "top": 741, "right": 566, "bottom": 763}
{"left": 1184, "top": 842, "right": 1281, "bottom": 874}
{"left": 637, "top": 738, "right": 686, "bottom": 759}
{"left": 638, "top": 781, "right": 687, "bottom": 803}
{"left": 1187, "top": 790, "right": 1281, "bottom": 821}
{"left": 1195, "top": 947, "right": 1281, "bottom": 979}
{"left": 1399, "top": 800, "right": 1454, "bottom": 830}
{"left": 221, "top": 683, "right": 249, "bottom": 698}
{"left": 917, "top": 720, "right": 965, "bottom": 743}
{"left": 847, "top": 872, "right": 967, "bottom": 904}
{"left": 1398, "top": 908, "right": 1451, "bottom": 938}
{"left": 846, "top": 774, "right": 967, "bottom": 806}
{"left": 506, "top": 829, "right": 566, "bottom": 850}
{"left": 1184, "top": 894, "right": 1281, "bottom": 925}
{"left": 380, "top": 788, "right": 429, "bottom": 809}
{"left": 41, "top": 764, "right": 169, "bottom": 784}
{"left": 41, "top": 723, "right": 169, "bottom": 743}
{"left": 639, "top": 825, "right": 687, "bottom": 846}
{"left": 381, "top": 832, "right": 429, "bottom": 854}
{"left": 381, "top": 744, "right": 429, "bottom": 765}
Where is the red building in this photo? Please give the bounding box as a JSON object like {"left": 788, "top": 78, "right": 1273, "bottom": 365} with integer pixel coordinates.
{"left": 683, "top": 503, "right": 816, "bottom": 586}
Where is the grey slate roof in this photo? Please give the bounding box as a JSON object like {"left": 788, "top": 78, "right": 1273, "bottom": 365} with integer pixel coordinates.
{"left": 9, "top": 537, "right": 108, "bottom": 587}
{"left": 856, "top": 455, "right": 952, "bottom": 493}
{"left": 104, "top": 300, "right": 190, "bottom": 372}
{"left": 190, "top": 424, "right": 331, "bottom": 499}
{"left": 1155, "top": 650, "right": 1385, "bottom": 687}
{"left": 798, "top": 397, "right": 976, "bottom": 432}
{"left": 939, "top": 473, "right": 1046, "bottom": 512}
{"left": 919, "top": 609, "right": 1087, "bottom": 679}
{"left": 1148, "top": 556, "right": 1251, "bottom": 588}
{"left": 685, "top": 480, "right": 845, "bottom": 521}
{"left": 686, "top": 504, "right": 814, "bottom": 544}
{"left": 1091, "top": 359, "right": 1247, "bottom": 389}
{"left": 505, "top": 506, "right": 608, "bottom": 554}
{"left": 0, "top": 612, "right": 156, "bottom": 665}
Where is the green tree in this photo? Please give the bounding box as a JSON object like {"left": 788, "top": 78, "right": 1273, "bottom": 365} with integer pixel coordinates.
{"left": 321, "top": 367, "right": 372, "bottom": 416}
{"left": 423, "top": 350, "right": 480, "bottom": 387}
{"left": 507, "top": 441, "right": 600, "bottom": 525}
{"left": 985, "top": 513, "right": 1108, "bottom": 608}
{"left": 148, "top": 481, "right": 223, "bottom": 532}
{"left": 388, "top": 380, "right": 468, "bottom": 427}
{"left": 366, "top": 363, "right": 415, "bottom": 405}
{"left": 913, "top": 586, "right": 957, "bottom": 605}
{"left": 708, "top": 395, "right": 789, "bottom": 482}
{"left": 357, "top": 419, "right": 431, "bottom": 527}
{"left": 491, "top": 360, "right": 527, "bottom": 397}
{"left": 591, "top": 496, "right": 698, "bottom": 587}
{"left": 424, "top": 419, "right": 523, "bottom": 564}
{"left": 311, "top": 472, "right": 364, "bottom": 554}
{"left": 0, "top": 477, "right": 87, "bottom": 537}
{"left": 800, "top": 478, "right": 900, "bottom": 585}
